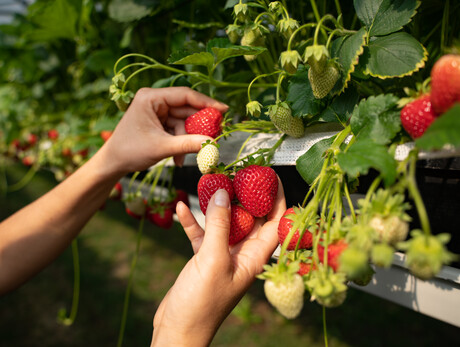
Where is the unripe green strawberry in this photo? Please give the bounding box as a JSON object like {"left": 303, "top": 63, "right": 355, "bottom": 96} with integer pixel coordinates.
{"left": 304, "top": 45, "right": 329, "bottom": 73}
{"left": 234, "top": 3, "right": 249, "bottom": 22}
{"left": 259, "top": 262, "right": 305, "bottom": 319}
{"left": 370, "top": 215, "right": 409, "bottom": 244}
{"left": 226, "top": 24, "right": 241, "bottom": 44}
{"left": 306, "top": 266, "right": 347, "bottom": 308}
{"left": 280, "top": 50, "right": 301, "bottom": 74}
{"left": 371, "top": 243, "right": 394, "bottom": 268}
{"left": 352, "top": 263, "right": 375, "bottom": 287}
{"left": 246, "top": 100, "right": 262, "bottom": 118}
{"left": 338, "top": 247, "right": 370, "bottom": 281}
{"left": 267, "top": 102, "right": 304, "bottom": 138}
{"left": 399, "top": 230, "right": 456, "bottom": 280}
{"left": 241, "top": 35, "right": 265, "bottom": 62}
{"left": 197, "top": 142, "right": 219, "bottom": 174}
{"left": 277, "top": 18, "right": 299, "bottom": 41}
{"left": 308, "top": 61, "right": 340, "bottom": 99}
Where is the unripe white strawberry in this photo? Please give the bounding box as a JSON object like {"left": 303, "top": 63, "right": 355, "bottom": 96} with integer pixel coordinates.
{"left": 370, "top": 215, "right": 409, "bottom": 244}
{"left": 197, "top": 142, "right": 220, "bottom": 174}
{"left": 258, "top": 261, "right": 305, "bottom": 319}
{"left": 264, "top": 274, "right": 304, "bottom": 319}
{"left": 124, "top": 192, "right": 146, "bottom": 219}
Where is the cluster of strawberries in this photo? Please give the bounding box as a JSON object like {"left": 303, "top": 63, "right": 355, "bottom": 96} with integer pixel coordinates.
{"left": 401, "top": 54, "right": 460, "bottom": 139}
{"left": 115, "top": 182, "right": 190, "bottom": 230}
{"left": 186, "top": 107, "right": 280, "bottom": 245}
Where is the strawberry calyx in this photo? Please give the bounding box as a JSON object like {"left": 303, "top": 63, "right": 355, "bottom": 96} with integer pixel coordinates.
{"left": 257, "top": 259, "right": 300, "bottom": 285}
{"left": 303, "top": 45, "right": 329, "bottom": 73}
{"left": 305, "top": 265, "right": 347, "bottom": 308}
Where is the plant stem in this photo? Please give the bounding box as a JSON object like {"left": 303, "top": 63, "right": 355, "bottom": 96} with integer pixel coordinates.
{"left": 117, "top": 217, "right": 145, "bottom": 347}
{"left": 7, "top": 166, "right": 37, "bottom": 192}
{"left": 59, "top": 239, "right": 80, "bottom": 326}
{"left": 323, "top": 305, "right": 329, "bottom": 347}
{"left": 407, "top": 150, "right": 431, "bottom": 237}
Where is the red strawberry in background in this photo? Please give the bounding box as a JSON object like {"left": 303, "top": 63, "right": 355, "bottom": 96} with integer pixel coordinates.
{"left": 109, "top": 182, "right": 123, "bottom": 200}
{"left": 22, "top": 155, "right": 35, "bottom": 167}
{"left": 229, "top": 204, "right": 255, "bottom": 245}
{"left": 147, "top": 204, "right": 174, "bottom": 229}
{"left": 197, "top": 173, "right": 234, "bottom": 215}
{"left": 318, "top": 239, "right": 348, "bottom": 272}
{"left": 27, "top": 133, "right": 38, "bottom": 147}
{"left": 124, "top": 194, "right": 146, "bottom": 219}
{"left": 278, "top": 207, "right": 313, "bottom": 250}
{"left": 100, "top": 130, "right": 113, "bottom": 142}
{"left": 400, "top": 94, "right": 437, "bottom": 139}
{"left": 170, "top": 189, "right": 190, "bottom": 211}
{"left": 48, "top": 129, "right": 59, "bottom": 140}
{"left": 185, "top": 107, "right": 223, "bottom": 138}
{"left": 430, "top": 54, "right": 460, "bottom": 115}
{"left": 233, "top": 165, "right": 278, "bottom": 218}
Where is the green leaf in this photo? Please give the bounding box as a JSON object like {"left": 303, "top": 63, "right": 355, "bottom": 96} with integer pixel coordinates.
{"left": 415, "top": 104, "right": 460, "bottom": 150}
{"left": 85, "top": 49, "right": 117, "bottom": 72}
{"left": 350, "top": 94, "right": 400, "bottom": 145}
{"left": 287, "top": 65, "right": 323, "bottom": 118}
{"left": 313, "top": 87, "right": 359, "bottom": 125}
{"left": 296, "top": 136, "right": 335, "bottom": 185}
{"left": 363, "top": 32, "right": 427, "bottom": 78}
{"left": 213, "top": 45, "right": 266, "bottom": 66}
{"left": 169, "top": 52, "right": 214, "bottom": 69}
{"left": 331, "top": 27, "right": 367, "bottom": 93}
{"left": 354, "top": 0, "right": 419, "bottom": 36}
{"left": 151, "top": 75, "right": 190, "bottom": 88}
{"left": 25, "top": 0, "right": 78, "bottom": 41}
{"left": 108, "top": 0, "right": 156, "bottom": 23}
{"left": 337, "top": 139, "right": 397, "bottom": 186}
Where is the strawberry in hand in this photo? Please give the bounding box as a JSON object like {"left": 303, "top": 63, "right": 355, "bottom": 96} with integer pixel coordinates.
{"left": 185, "top": 107, "right": 224, "bottom": 138}
{"left": 229, "top": 204, "right": 255, "bottom": 245}
{"left": 233, "top": 164, "right": 278, "bottom": 218}
{"left": 197, "top": 173, "right": 234, "bottom": 215}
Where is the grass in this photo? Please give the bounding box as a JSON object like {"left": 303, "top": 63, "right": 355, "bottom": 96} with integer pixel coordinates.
{"left": 0, "top": 163, "right": 459, "bottom": 346}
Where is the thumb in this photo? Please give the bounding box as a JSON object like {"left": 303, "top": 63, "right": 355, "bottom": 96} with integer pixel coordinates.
{"left": 200, "top": 189, "right": 231, "bottom": 255}
{"left": 163, "top": 134, "right": 212, "bottom": 166}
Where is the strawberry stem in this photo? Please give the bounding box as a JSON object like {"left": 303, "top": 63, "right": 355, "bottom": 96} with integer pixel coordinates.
{"left": 117, "top": 216, "right": 145, "bottom": 347}
{"left": 7, "top": 166, "right": 38, "bottom": 193}
{"left": 58, "top": 239, "right": 80, "bottom": 326}
{"left": 322, "top": 305, "right": 329, "bottom": 347}
{"left": 406, "top": 150, "right": 432, "bottom": 237}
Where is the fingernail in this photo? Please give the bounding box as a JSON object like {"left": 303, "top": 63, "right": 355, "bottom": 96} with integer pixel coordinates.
{"left": 214, "top": 189, "right": 230, "bottom": 208}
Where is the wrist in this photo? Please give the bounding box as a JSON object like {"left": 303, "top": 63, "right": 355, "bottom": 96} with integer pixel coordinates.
{"left": 151, "top": 321, "right": 216, "bottom": 347}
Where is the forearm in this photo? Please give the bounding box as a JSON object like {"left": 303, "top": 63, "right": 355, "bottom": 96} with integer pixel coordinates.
{"left": 0, "top": 145, "right": 125, "bottom": 294}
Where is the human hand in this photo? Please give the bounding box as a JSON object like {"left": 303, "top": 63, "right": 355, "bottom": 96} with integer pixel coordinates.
{"left": 151, "top": 180, "right": 286, "bottom": 346}
{"left": 99, "top": 87, "right": 228, "bottom": 175}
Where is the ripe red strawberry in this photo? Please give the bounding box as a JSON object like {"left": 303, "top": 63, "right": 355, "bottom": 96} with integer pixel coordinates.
{"left": 100, "top": 130, "right": 113, "bottom": 142}
{"left": 109, "top": 182, "right": 123, "bottom": 200}
{"left": 229, "top": 204, "right": 255, "bottom": 245}
{"left": 48, "top": 129, "right": 59, "bottom": 140}
{"left": 147, "top": 204, "right": 174, "bottom": 229}
{"left": 400, "top": 94, "right": 437, "bottom": 139}
{"left": 22, "top": 155, "right": 35, "bottom": 167}
{"left": 233, "top": 165, "right": 278, "bottom": 218}
{"left": 62, "top": 147, "right": 72, "bottom": 157}
{"left": 318, "top": 239, "right": 348, "bottom": 272}
{"left": 197, "top": 173, "right": 234, "bottom": 215}
{"left": 430, "top": 54, "right": 460, "bottom": 114}
{"left": 278, "top": 207, "right": 313, "bottom": 250}
{"left": 185, "top": 107, "right": 223, "bottom": 138}
{"left": 27, "top": 133, "right": 38, "bottom": 147}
